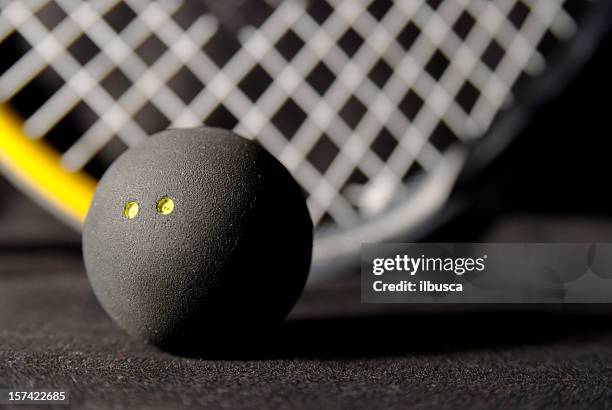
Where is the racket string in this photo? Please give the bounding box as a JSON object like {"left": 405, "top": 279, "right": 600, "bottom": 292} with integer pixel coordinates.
{"left": 0, "top": 0, "right": 590, "bottom": 230}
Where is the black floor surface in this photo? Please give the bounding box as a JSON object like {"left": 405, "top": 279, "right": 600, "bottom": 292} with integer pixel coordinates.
{"left": 1, "top": 248, "right": 612, "bottom": 409}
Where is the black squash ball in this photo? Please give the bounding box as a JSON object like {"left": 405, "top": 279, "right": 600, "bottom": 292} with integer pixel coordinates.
{"left": 82, "top": 127, "right": 312, "bottom": 354}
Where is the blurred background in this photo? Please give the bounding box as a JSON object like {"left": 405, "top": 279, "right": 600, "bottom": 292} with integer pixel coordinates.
{"left": 0, "top": 0, "right": 611, "bottom": 283}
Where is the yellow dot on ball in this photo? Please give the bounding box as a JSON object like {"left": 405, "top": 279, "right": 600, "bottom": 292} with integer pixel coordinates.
{"left": 124, "top": 201, "right": 140, "bottom": 219}
{"left": 157, "top": 197, "right": 175, "bottom": 215}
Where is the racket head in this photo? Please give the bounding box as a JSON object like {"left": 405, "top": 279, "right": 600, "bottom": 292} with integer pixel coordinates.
{"left": 0, "top": 0, "right": 609, "bottom": 279}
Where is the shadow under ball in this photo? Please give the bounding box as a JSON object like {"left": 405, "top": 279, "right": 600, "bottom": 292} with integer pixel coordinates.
{"left": 83, "top": 127, "right": 313, "bottom": 354}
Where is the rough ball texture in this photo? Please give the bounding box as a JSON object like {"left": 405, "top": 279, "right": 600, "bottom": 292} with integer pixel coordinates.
{"left": 83, "top": 127, "right": 312, "bottom": 355}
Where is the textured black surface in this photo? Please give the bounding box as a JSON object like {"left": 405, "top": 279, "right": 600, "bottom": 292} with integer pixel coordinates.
{"left": 83, "top": 127, "right": 313, "bottom": 354}
{"left": 3, "top": 176, "right": 612, "bottom": 408}
{"left": 2, "top": 251, "right": 612, "bottom": 409}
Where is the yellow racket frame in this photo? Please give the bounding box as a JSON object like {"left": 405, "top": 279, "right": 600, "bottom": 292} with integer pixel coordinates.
{"left": 0, "top": 104, "right": 96, "bottom": 228}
